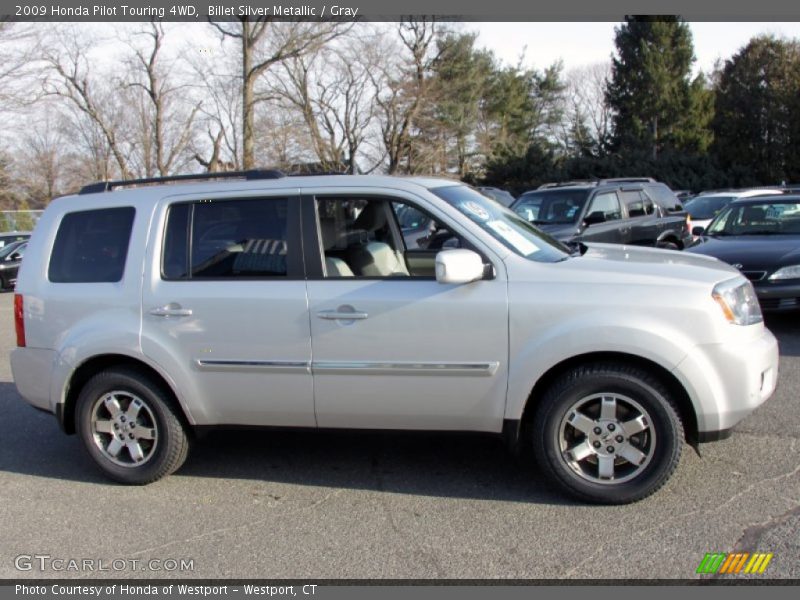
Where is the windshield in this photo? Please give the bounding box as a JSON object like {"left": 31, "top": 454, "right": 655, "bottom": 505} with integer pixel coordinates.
{"left": 0, "top": 241, "right": 25, "bottom": 259}
{"left": 686, "top": 196, "right": 735, "bottom": 220}
{"left": 432, "top": 185, "right": 570, "bottom": 262}
{"left": 478, "top": 188, "right": 516, "bottom": 207}
{"left": 512, "top": 189, "right": 589, "bottom": 225}
{"left": 706, "top": 202, "right": 800, "bottom": 236}
{"left": 394, "top": 203, "right": 431, "bottom": 230}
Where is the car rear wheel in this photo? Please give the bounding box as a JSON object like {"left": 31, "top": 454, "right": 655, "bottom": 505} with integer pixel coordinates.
{"left": 76, "top": 368, "right": 189, "bottom": 484}
{"left": 532, "top": 363, "right": 683, "bottom": 504}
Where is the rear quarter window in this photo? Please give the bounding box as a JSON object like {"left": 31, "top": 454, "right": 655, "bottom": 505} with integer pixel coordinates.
{"left": 48, "top": 207, "right": 135, "bottom": 283}
{"left": 647, "top": 184, "right": 683, "bottom": 212}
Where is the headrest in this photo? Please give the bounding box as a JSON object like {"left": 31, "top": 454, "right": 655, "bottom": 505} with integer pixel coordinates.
{"left": 353, "top": 202, "right": 387, "bottom": 232}
{"left": 320, "top": 219, "right": 341, "bottom": 250}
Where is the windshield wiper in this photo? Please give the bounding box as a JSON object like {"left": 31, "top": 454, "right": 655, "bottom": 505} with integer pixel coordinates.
{"left": 736, "top": 230, "right": 782, "bottom": 235}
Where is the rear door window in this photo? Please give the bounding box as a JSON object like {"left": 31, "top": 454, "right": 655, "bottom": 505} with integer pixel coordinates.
{"left": 162, "top": 197, "right": 292, "bottom": 280}
{"left": 620, "top": 190, "right": 652, "bottom": 217}
{"left": 49, "top": 207, "right": 135, "bottom": 283}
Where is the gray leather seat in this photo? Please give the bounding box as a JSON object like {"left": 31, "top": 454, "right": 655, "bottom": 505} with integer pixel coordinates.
{"left": 320, "top": 220, "right": 354, "bottom": 277}
{"left": 348, "top": 203, "right": 409, "bottom": 277}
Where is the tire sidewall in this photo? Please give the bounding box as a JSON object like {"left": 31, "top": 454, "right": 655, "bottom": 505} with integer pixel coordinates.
{"left": 77, "top": 371, "right": 177, "bottom": 484}
{"left": 536, "top": 369, "right": 681, "bottom": 503}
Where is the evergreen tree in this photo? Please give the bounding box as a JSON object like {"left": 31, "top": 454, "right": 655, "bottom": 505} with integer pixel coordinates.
{"left": 429, "top": 32, "right": 495, "bottom": 177}
{"left": 0, "top": 152, "right": 16, "bottom": 213}
{"left": 712, "top": 35, "right": 800, "bottom": 185}
{"left": 606, "top": 16, "right": 712, "bottom": 158}
{"left": 14, "top": 198, "right": 36, "bottom": 231}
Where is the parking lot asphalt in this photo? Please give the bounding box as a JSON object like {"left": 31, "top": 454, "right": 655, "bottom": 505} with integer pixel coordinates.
{"left": 0, "top": 292, "right": 798, "bottom": 580}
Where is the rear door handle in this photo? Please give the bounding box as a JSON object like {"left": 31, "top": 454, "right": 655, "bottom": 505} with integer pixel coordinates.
{"left": 317, "top": 308, "right": 368, "bottom": 321}
{"left": 149, "top": 303, "right": 193, "bottom": 317}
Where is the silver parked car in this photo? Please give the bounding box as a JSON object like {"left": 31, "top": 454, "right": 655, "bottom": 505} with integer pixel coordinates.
{"left": 11, "top": 171, "right": 778, "bottom": 504}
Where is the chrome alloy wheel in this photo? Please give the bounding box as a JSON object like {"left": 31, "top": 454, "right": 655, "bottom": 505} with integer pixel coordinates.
{"left": 557, "top": 393, "right": 656, "bottom": 484}
{"left": 90, "top": 391, "right": 158, "bottom": 467}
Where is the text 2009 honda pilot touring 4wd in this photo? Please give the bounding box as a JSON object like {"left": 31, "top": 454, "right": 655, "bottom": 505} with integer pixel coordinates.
{"left": 11, "top": 171, "right": 778, "bottom": 504}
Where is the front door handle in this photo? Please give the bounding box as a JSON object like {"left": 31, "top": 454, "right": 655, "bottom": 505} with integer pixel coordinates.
{"left": 149, "top": 303, "right": 193, "bottom": 317}
{"left": 317, "top": 307, "right": 368, "bottom": 321}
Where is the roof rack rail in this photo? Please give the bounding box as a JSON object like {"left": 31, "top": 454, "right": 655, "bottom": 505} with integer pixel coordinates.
{"left": 78, "top": 169, "right": 287, "bottom": 195}
{"left": 537, "top": 180, "right": 598, "bottom": 189}
{"left": 598, "top": 177, "right": 657, "bottom": 184}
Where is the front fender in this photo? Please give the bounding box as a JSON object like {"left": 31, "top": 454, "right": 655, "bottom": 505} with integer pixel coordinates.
{"left": 505, "top": 313, "right": 696, "bottom": 422}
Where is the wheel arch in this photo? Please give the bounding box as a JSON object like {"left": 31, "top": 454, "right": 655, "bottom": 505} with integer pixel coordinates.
{"left": 60, "top": 354, "right": 191, "bottom": 435}
{"left": 506, "top": 351, "right": 698, "bottom": 454}
{"left": 656, "top": 230, "right": 684, "bottom": 249}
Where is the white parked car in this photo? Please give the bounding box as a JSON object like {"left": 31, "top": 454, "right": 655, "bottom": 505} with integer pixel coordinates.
{"left": 11, "top": 172, "right": 779, "bottom": 504}
{"left": 687, "top": 189, "right": 785, "bottom": 235}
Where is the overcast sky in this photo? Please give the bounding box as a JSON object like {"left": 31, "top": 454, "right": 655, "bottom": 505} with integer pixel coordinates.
{"left": 474, "top": 22, "right": 800, "bottom": 73}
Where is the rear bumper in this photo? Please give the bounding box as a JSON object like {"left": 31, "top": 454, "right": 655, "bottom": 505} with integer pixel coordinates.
{"left": 674, "top": 327, "right": 779, "bottom": 434}
{"left": 10, "top": 347, "right": 56, "bottom": 413}
{"left": 696, "top": 428, "right": 733, "bottom": 443}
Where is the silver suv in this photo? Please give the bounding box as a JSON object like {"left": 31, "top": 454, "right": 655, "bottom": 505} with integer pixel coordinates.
{"left": 11, "top": 171, "right": 779, "bottom": 504}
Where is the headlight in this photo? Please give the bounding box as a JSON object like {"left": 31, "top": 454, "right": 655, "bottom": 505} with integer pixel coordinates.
{"left": 768, "top": 265, "right": 800, "bottom": 280}
{"left": 712, "top": 278, "right": 763, "bottom": 325}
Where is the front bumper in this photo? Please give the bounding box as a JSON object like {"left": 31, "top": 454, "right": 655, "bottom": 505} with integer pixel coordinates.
{"left": 755, "top": 280, "right": 800, "bottom": 311}
{"left": 673, "top": 326, "right": 779, "bottom": 435}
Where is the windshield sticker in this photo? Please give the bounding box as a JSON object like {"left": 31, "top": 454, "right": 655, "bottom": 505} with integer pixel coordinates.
{"left": 460, "top": 201, "right": 491, "bottom": 222}
{"left": 487, "top": 220, "right": 540, "bottom": 256}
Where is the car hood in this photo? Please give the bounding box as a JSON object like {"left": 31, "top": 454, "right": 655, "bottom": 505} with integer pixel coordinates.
{"left": 551, "top": 242, "right": 741, "bottom": 287}
{"left": 687, "top": 235, "right": 800, "bottom": 269}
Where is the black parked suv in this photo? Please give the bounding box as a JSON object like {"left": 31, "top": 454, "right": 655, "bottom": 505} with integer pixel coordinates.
{"left": 511, "top": 178, "right": 691, "bottom": 249}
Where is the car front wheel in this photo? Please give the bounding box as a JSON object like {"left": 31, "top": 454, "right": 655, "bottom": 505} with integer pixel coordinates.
{"left": 532, "top": 363, "right": 683, "bottom": 504}
{"left": 76, "top": 368, "right": 189, "bottom": 484}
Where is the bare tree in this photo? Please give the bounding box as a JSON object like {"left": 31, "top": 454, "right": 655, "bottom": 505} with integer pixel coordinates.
{"left": 187, "top": 43, "right": 242, "bottom": 172}
{"left": 41, "top": 27, "right": 134, "bottom": 179}
{"left": 252, "top": 108, "right": 313, "bottom": 170}
{"left": 0, "top": 22, "right": 41, "bottom": 108}
{"left": 273, "top": 31, "right": 380, "bottom": 173}
{"left": 370, "top": 20, "right": 445, "bottom": 174}
{"left": 13, "top": 113, "right": 68, "bottom": 206}
{"left": 564, "top": 62, "right": 613, "bottom": 153}
{"left": 124, "top": 23, "right": 201, "bottom": 177}
{"left": 208, "top": 18, "right": 349, "bottom": 169}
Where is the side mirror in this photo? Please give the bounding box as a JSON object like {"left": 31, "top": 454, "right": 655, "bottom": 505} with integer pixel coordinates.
{"left": 583, "top": 211, "right": 606, "bottom": 226}
{"left": 691, "top": 226, "right": 705, "bottom": 236}
{"left": 435, "top": 249, "right": 484, "bottom": 284}
{"left": 8, "top": 252, "right": 21, "bottom": 261}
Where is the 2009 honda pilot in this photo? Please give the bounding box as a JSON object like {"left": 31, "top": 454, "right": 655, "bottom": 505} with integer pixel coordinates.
{"left": 11, "top": 171, "right": 779, "bottom": 504}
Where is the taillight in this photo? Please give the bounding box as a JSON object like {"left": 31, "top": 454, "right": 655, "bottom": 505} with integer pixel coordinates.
{"left": 14, "top": 294, "right": 25, "bottom": 347}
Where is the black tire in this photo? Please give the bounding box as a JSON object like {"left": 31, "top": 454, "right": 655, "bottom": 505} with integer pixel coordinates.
{"left": 532, "top": 362, "right": 683, "bottom": 504}
{"left": 656, "top": 240, "right": 680, "bottom": 251}
{"left": 76, "top": 367, "right": 189, "bottom": 484}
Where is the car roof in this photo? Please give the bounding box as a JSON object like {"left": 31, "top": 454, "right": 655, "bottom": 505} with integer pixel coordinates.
{"left": 700, "top": 189, "right": 784, "bottom": 199}
{"left": 730, "top": 194, "right": 800, "bottom": 204}
{"left": 521, "top": 185, "right": 596, "bottom": 194}
{"left": 59, "top": 174, "right": 467, "bottom": 205}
